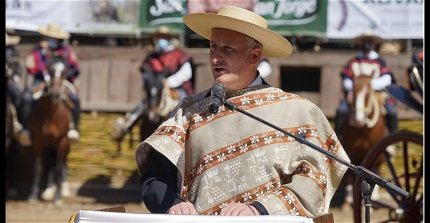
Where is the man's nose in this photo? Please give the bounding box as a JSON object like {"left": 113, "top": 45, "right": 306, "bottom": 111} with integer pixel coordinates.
{"left": 211, "top": 54, "right": 223, "bottom": 65}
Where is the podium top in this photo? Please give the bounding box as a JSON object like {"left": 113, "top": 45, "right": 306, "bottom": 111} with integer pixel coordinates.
{"left": 72, "top": 210, "right": 316, "bottom": 223}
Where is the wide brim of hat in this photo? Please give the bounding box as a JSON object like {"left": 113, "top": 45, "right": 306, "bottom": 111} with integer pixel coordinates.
{"left": 386, "top": 85, "right": 423, "bottom": 114}
{"left": 183, "top": 13, "right": 292, "bottom": 57}
{"left": 6, "top": 35, "right": 21, "bottom": 45}
{"left": 353, "top": 34, "right": 383, "bottom": 47}
{"left": 38, "top": 27, "right": 70, "bottom": 39}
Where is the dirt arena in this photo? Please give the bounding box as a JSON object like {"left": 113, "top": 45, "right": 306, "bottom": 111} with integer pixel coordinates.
{"left": 5, "top": 113, "right": 422, "bottom": 222}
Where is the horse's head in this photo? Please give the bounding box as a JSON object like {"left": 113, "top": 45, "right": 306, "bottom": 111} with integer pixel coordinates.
{"left": 142, "top": 68, "right": 166, "bottom": 122}
{"left": 45, "top": 56, "right": 68, "bottom": 101}
{"left": 348, "top": 75, "right": 381, "bottom": 128}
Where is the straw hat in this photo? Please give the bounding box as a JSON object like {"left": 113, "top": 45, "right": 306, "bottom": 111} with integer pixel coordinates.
{"left": 151, "top": 26, "right": 178, "bottom": 39}
{"left": 353, "top": 31, "right": 383, "bottom": 48}
{"left": 6, "top": 33, "right": 21, "bottom": 45}
{"left": 38, "top": 24, "right": 70, "bottom": 39}
{"left": 183, "top": 6, "right": 292, "bottom": 57}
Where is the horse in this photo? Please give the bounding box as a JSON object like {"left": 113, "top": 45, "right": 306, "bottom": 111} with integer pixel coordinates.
{"left": 27, "top": 56, "right": 74, "bottom": 204}
{"left": 338, "top": 74, "right": 389, "bottom": 207}
{"left": 111, "top": 63, "right": 180, "bottom": 152}
{"left": 5, "top": 59, "right": 24, "bottom": 198}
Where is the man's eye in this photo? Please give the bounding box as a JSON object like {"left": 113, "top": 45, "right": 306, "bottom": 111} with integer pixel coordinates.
{"left": 224, "top": 47, "right": 233, "bottom": 52}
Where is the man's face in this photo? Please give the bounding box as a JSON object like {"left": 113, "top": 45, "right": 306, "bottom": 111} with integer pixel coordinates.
{"left": 209, "top": 28, "right": 261, "bottom": 90}
{"left": 361, "top": 39, "right": 375, "bottom": 52}
{"left": 40, "top": 37, "right": 49, "bottom": 50}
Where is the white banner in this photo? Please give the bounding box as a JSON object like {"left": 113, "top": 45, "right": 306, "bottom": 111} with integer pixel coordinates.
{"left": 5, "top": 0, "right": 141, "bottom": 35}
{"left": 327, "top": 0, "right": 423, "bottom": 39}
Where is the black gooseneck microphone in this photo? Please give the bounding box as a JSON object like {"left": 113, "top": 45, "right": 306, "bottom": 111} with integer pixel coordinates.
{"left": 208, "top": 83, "right": 225, "bottom": 114}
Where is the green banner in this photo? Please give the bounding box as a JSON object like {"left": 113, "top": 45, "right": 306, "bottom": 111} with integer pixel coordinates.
{"left": 255, "top": 0, "right": 327, "bottom": 37}
{"left": 139, "top": 0, "right": 327, "bottom": 37}
{"left": 139, "top": 0, "right": 186, "bottom": 34}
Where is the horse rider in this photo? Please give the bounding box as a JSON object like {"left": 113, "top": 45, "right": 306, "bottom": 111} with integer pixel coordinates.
{"left": 386, "top": 48, "right": 423, "bottom": 114}
{"left": 115, "top": 26, "right": 195, "bottom": 137}
{"left": 142, "top": 25, "right": 194, "bottom": 101}
{"left": 23, "top": 24, "right": 81, "bottom": 144}
{"left": 6, "top": 32, "right": 27, "bottom": 145}
{"left": 334, "top": 31, "right": 398, "bottom": 138}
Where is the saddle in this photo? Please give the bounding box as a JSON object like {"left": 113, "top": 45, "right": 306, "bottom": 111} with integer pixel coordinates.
{"left": 31, "top": 79, "right": 76, "bottom": 110}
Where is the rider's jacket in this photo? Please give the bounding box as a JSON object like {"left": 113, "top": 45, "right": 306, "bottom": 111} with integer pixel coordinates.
{"left": 140, "top": 48, "right": 194, "bottom": 96}
{"left": 340, "top": 50, "right": 396, "bottom": 96}
{"left": 340, "top": 50, "right": 397, "bottom": 106}
{"left": 341, "top": 50, "right": 395, "bottom": 88}
{"left": 25, "top": 44, "right": 80, "bottom": 83}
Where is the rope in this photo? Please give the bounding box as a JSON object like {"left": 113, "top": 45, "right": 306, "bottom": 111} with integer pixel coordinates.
{"left": 365, "top": 92, "right": 380, "bottom": 128}
{"left": 157, "top": 85, "right": 179, "bottom": 117}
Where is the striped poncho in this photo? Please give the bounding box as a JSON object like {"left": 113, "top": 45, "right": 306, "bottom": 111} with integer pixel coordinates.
{"left": 136, "top": 85, "right": 349, "bottom": 217}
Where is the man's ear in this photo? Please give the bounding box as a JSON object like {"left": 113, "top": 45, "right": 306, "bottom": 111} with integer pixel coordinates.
{"left": 250, "top": 48, "right": 262, "bottom": 65}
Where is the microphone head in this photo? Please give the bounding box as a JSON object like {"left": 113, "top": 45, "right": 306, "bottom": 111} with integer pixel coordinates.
{"left": 208, "top": 83, "right": 225, "bottom": 114}
{"left": 212, "top": 83, "right": 225, "bottom": 98}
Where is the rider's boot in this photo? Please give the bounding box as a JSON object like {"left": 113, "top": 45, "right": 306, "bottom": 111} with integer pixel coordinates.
{"left": 13, "top": 121, "right": 32, "bottom": 147}
{"left": 16, "top": 127, "right": 32, "bottom": 147}
{"left": 16, "top": 91, "right": 33, "bottom": 147}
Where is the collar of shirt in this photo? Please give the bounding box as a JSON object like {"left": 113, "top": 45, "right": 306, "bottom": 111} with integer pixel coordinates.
{"left": 248, "top": 74, "right": 263, "bottom": 87}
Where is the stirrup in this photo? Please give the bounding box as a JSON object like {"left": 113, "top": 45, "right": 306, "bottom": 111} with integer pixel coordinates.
{"left": 68, "top": 129, "right": 80, "bottom": 142}
{"left": 16, "top": 129, "right": 32, "bottom": 146}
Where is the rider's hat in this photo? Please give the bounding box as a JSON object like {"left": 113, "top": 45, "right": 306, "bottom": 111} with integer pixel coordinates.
{"left": 38, "top": 24, "right": 70, "bottom": 40}
{"left": 151, "top": 26, "right": 178, "bottom": 39}
{"left": 353, "top": 31, "right": 383, "bottom": 48}
{"left": 183, "top": 5, "right": 292, "bottom": 57}
{"left": 6, "top": 33, "right": 21, "bottom": 45}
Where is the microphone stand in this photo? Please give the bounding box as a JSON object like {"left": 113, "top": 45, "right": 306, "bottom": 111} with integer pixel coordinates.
{"left": 222, "top": 100, "right": 409, "bottom": 223}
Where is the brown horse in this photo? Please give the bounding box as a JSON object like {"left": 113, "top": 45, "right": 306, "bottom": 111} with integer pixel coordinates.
{"left": 339, "top": 75, "right": 388, "bottom": 206}
{"left": 27, "top": 56, "right": 73, "bottom": 204}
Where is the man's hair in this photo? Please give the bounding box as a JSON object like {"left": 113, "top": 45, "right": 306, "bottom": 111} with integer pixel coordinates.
{"left": 245, "top": 35, "right": 262, "bottom": 55}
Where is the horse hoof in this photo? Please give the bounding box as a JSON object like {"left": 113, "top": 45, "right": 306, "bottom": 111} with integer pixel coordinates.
{"left": 41, "top": 186, "right": 56, "bottom": 201}
{"left": 111, "top": 118, "right": 126, "bottom": 140}
{"left": 67, "top": 129, "right": 80, "bottom": 143}
{"left": 61, "top": 182, "right": 72, "bottom": 198}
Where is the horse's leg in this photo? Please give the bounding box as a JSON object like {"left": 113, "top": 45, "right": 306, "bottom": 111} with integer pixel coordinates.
{"left": 53, "top": 138, "right": 71, "bottom": 205}
{"left": 28, "top": 155, "right": 42, "bottom": 203}
{"left": 40, "top": 149, "right": 56, "bottom": 201}
{"left": 5, "top": 140, "right": 19, "bottom": 198}
{"left": 61, "top": 161, "right": 71, "bottom": 198}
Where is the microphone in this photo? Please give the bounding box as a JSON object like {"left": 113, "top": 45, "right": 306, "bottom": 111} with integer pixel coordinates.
{"left": 208, "top": 83, "right": 225, "bottom": 114}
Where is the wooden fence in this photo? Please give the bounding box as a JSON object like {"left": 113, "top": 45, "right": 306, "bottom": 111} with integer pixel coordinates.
{"left": 16, "top": 45, "right": 421, "bottom": 119}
